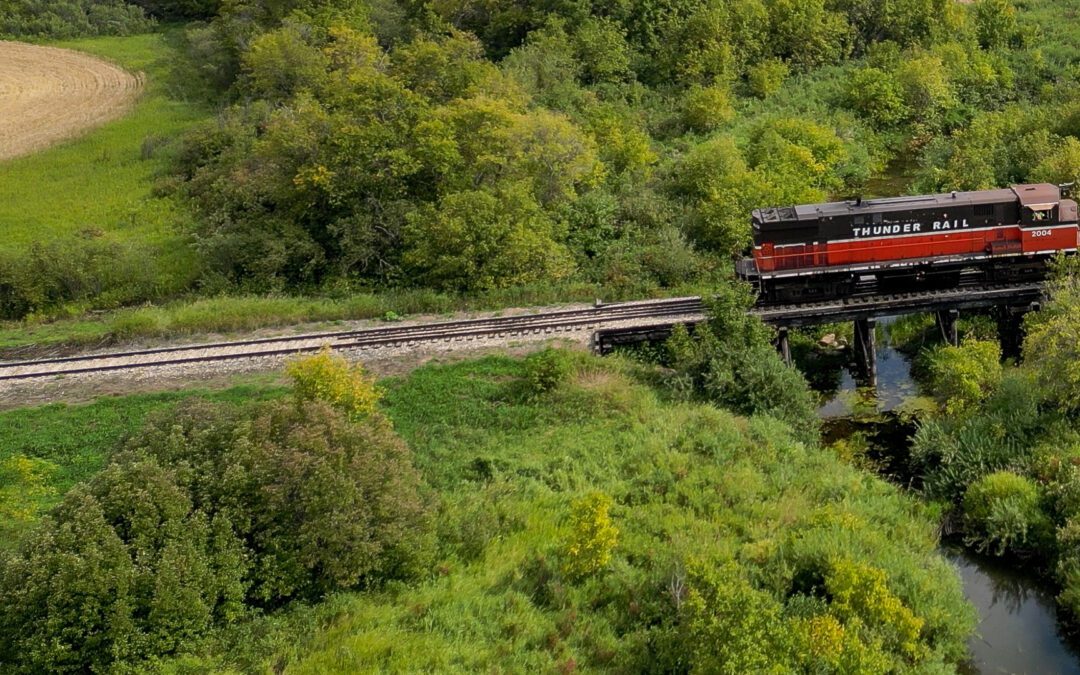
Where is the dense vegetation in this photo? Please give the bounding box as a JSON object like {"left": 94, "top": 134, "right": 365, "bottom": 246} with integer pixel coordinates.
{"left": 0, "top": 0, "right": 152, "bottom": 39}
{"left": 892, "top": 260, "right": 1080, "bottom": 622}
{"left": 4, "top": 0, "right": 1079, "bottom": 342}
{"left": 0, "top": 347, "right": 976, "bottom": 672}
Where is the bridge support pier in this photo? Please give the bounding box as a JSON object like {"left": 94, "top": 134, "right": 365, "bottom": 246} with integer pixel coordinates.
{"left": 935, "top": 309, "right": 959, "bottom": 346}
{"left": 776, "top": 327, "right": 792, "bottom": 366}
{"left": 995, "top": 304, "right": 1037, "bottom": 361}
{"left": 853, "top": 318, "right": 877, "bottom": 388}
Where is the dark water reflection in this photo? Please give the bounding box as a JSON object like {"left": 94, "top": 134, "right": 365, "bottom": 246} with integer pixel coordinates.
{"left": 948, "top": 547, "right": 1080, "bottom": 675}
{"left": 811, "top": 316, "right": 1080, "bottom": 673}
{"left": 816, "top": 316, "right": 917, "bottom": 418}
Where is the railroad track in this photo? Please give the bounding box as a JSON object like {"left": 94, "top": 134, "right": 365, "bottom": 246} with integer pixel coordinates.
{"left": 0, "top": 282, "right": 1047, "bottom": 385}
{"left": 0, "top": 298, "right": 706, "bottom": 382}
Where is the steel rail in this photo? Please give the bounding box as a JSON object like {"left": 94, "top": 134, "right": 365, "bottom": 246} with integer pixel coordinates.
{"left": 0, "top": 298, "right": 705, "bottom": 381}
{"left": 0, "top": 282, "right": 1048, "bottom": 383}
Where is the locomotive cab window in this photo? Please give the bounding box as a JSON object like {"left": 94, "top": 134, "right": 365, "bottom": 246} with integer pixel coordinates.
{"left": 1022, "top": 203, "right": 1056, "bottom": 226}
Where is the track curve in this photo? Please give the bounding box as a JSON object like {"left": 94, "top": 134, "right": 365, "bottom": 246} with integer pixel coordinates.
{"left": 0, "top": 41, "right": 143, "bottom": 161}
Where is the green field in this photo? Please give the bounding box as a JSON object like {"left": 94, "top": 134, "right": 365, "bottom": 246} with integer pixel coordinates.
{"left": 0, "top": 30, "right": 208, "bottom": 308}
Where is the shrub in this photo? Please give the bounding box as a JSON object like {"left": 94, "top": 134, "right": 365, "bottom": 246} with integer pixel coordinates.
{"left": 525, "top": 348, "right": 573, "bottom": 396}
{"left": 561, "top": 492, "right": 618, "bottom": 579}
{"left": 682, "top": 84, "right": 736, "bottom": 132}
{"left": 680, "top": 562, "right": 790, "bottom": 671}
{"left": 962, "top": 471, "right": 1048, "bottom": 555}
{"left": 926, "top": 339, "right": 1003, "bottom": 415}
{"left": 825, "top": 558, "right": 926, "bottom": 662}
{"left": 747, "top": 59, "right": 788, "bottom": 98}
{"left": 286, "top": 347, "right": 381, "bottom": 420}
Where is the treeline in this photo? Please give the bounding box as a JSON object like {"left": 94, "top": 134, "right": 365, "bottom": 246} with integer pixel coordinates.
{"left": 0, "top": 0, "right": 152, "bottom": 39}
{"left": 0, "top": 0, "right": 225, "bottom": 38}
{"left": 5, "top": 0, "right": 1077, "bottom": 323}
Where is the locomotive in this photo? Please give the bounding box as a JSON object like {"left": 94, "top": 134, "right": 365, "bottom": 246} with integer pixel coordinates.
{"left": 736, "top": 183, "right": 1079, "bottom": 304}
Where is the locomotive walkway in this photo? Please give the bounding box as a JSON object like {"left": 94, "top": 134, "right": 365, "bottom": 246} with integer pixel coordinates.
{"left": 0, "top": 281, "right": 1045, "bottom": 397}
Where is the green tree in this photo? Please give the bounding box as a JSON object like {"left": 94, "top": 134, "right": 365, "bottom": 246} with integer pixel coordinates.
{"left": 974, "top": 0, "right": 1019, "bottom": 50}
{"left": 403, "top": 184, "right": 574, "bottom": 291}
{"left": 666, "top": 284, "right": 818, "bottom": 442}
{"left": 843, "top": 67, "right": 908, "bottom": 127}
{"left": 573, "top": 16, "right": 633, "bottom": 84}
{"left": 1031, "top": 137, "right": 1080, "bottom": 186}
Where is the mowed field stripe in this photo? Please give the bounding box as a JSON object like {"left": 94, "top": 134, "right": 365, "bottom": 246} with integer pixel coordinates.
{"left": 0, "top": 41, "right": 143, "bottom": 161}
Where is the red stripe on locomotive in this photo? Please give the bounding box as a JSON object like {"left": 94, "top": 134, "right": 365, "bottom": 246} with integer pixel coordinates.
{"left": 750, "top": 184, "right": 1080, "bottom": 276}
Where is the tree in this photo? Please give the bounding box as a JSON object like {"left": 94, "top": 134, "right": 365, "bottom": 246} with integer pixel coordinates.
{"left": 682, "top": 84, "right": 735, "bottom": 132}
{"left": 974, "top": 0, "right": 1020, "bottom": 50}
{"left": 403, "top": 184, "right": 574, "bottom": 291}
{"left": 127, "top": 398, "right": 433, "bottom": 605}
{"left": 573, "top": 16, "right": 633, "bottom": 85}
{"left": 666, "top": 284, "right": 818, "bottom": 443}
{"left": 843, "top": 67, "right": 908, "bottom": 127}
{"left": 1031, "top": 137, "right": 1080, "bottom": 186}
{"left": 0, "top": 463, "right": 243, "bottom": 673}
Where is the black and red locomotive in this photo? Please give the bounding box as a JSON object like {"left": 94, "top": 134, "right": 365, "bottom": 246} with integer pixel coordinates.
{"left": 737, "top": 183, "right": 1079, "bottom": 304}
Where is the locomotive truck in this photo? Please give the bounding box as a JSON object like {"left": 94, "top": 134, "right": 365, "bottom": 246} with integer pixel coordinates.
{"left": 736, "top": 183, "right": 1079, "bottom": 304}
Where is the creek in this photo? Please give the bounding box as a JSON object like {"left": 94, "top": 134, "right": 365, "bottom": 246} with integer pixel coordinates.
{"left": 814, "top": 317, "right": 1080, "bottom": 674}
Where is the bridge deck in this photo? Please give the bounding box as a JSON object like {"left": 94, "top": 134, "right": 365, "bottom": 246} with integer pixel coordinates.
{"left": 595, "top": 282, "right": 1045, "bottom": 353}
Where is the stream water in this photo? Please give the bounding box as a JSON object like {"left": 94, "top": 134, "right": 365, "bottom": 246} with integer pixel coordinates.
{"left": 816, "top": 317, "right": 1080, "bottom": 674}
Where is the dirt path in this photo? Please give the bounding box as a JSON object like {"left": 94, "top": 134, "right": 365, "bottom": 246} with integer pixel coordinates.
{"left": 0, "top": 41, "right": 143, "bottom": 161}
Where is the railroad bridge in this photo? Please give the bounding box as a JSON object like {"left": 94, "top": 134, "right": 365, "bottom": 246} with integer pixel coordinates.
{"left": 596, "top": 282, "right": 1046, "bottom": 387}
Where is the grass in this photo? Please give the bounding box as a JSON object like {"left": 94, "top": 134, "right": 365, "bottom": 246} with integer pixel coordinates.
{"left": 0, "top": 349, "right": 972, "bottom": 669}
{"left": 159, "top": 354, "right": 970, "bottom": 671}
{"left": 0, "top": 353, "right": 976, "bottom": 670}
{"left": 0, "top": 280, "right": 715, "bottom": 354}
{"left": 0, "top": 30, "right": 208, "bottom": 288}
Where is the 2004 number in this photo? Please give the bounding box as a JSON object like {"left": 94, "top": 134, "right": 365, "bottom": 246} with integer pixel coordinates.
{"left": 1031, "top": 229, "right": 1053, "bottom": 238}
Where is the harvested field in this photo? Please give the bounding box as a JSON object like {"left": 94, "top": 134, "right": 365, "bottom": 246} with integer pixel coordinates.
{"left": 0, "top": 41, "right": 142, "bottom": 161}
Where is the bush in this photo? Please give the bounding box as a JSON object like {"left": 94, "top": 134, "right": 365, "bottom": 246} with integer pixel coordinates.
{"left": 926, "top": 338, "right": 1003, "bottom": 415}
{"left": 747, "top": 59, "right": 788, "bottom": 98}
{"left": 962, "top": 471, "right": 1048, "bottom": 555}
{"left": 524, "top": 348, "right": 573, "bottom": 396}
{"left": 0, "top": 369, "right": 433, "bottom": 671}
{"left": 682, "top": 84, "right": 736, "bottom": 132}
{"left": 561, "top": 492, "right": 618, "bottom": 579}
{"left": 286, "top": 348, "right": 381, "bottom": 420}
